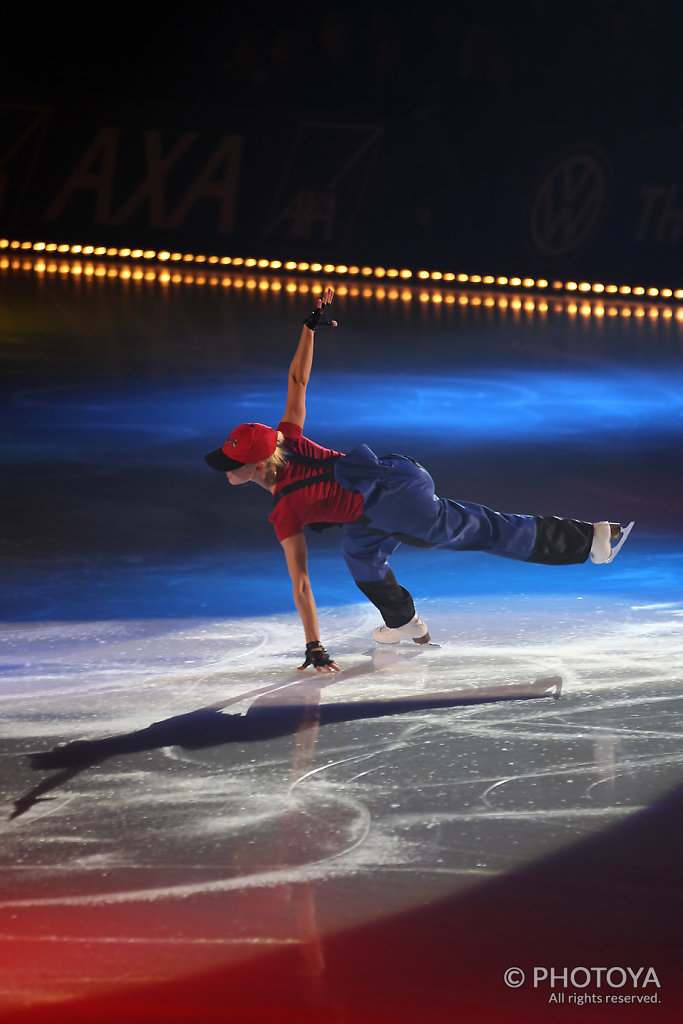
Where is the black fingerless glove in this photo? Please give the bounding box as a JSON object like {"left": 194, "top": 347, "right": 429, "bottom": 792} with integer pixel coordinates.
{"left": 302, "top": 304, "right": 337, "bottom": 330}
{"left": 299, "top": 640, "right": 335, "bottom": 670}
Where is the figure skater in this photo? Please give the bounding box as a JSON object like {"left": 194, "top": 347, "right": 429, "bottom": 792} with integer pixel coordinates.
{"left": 205, "top": 287, "right": 633, "bottom": 673}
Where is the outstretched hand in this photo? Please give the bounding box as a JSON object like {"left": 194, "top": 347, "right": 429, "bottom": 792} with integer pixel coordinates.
{"left": 298, "top": 641, "right": 340, "bottom": 673}
{"left": 303, "top": 286, "right": 338, "bottom": 330}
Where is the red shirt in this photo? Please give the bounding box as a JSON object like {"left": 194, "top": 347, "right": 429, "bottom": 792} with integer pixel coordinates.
{"left": 269, "top": 421, "right": 364, "bottom": 542}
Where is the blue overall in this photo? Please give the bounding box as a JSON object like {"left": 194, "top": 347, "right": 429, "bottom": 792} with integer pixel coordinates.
{"left": 333, "top": 445, "right": 593, "bottom": 627}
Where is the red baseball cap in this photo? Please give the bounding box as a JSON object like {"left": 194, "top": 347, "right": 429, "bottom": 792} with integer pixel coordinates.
{"left": 204, "top": 422, "right": 278, "bottom": 471}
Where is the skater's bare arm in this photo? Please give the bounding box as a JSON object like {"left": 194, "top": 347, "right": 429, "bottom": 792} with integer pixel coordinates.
{"left": 281, "top": 532, "right": 339, "bottom": 672}
{"left": 281, "top": 533, "right": 319, "bottom": 640}
{"left": 282, "top": 287, "right": 337, "bottom": 429}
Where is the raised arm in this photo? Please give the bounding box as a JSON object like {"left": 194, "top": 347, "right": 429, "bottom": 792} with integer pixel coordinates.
{"left": 281, "top": 531, "right": 340, "bottom": 673}
{"left": 282, "top": 286, "right": 337, "bottom": 429}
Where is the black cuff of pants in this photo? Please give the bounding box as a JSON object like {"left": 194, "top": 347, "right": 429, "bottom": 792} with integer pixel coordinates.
{"left": 527, "top": 516, "right": 593, "bottom": 565}
{"left": 354, "top": 569, "right": 416, "bottom": 627}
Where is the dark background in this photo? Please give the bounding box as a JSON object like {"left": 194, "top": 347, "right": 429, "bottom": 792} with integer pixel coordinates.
{"left": 3, "top": 0, "right": 683, "bottom": 283}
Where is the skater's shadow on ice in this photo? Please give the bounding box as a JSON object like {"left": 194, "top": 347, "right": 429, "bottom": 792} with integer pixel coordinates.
{"left": 11, "top": 667, "right": 562, "bottom": 820}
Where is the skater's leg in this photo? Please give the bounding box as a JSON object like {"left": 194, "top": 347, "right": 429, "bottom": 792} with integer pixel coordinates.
{"left": 340, "top": 524, "right": 413, "bottom": 624}
{"left": 340, "top": 448, "right": 630, "bottom": 567}
{"left": 530, "top": 517, "right": 634, "bottom": 565}
{"left": 340, "top": 523, "right": 430, "bottom": 641}
{"left": 351, "top": 458, "right": 540, "bottom": 559}
{"left": 527, "top": 516, "right": 594, "bottom": 565}
{"left": 358, "top": 570, "right": 431, "bottom": 643}
{"left": 354, "top": 569, "right": 416, "bottom": 628}
{"left": 340, "top": 523, "right": 403, "bottom": 588}
{"left": 432, "top": 500, "right": 539, "bottom": 559}
{"left": 369, "top": 480, "right": 603, "bottom": 567}
{"left": 381, "top": 492, "right": 540, "bottom": 561}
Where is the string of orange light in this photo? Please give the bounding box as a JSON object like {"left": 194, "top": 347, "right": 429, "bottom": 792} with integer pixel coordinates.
{"left": 2, "top": 238, "right": 683, "bottom": 321}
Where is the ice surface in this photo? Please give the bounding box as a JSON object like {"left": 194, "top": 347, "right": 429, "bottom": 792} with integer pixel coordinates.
{"left": 3, "top": 597, "right": 681, "bottom": 911}
{"left": 1, "top": 267, "right": 682, "bottom": 1018}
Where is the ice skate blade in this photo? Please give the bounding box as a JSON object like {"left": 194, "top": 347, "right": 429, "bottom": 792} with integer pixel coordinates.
{"left": 609, "top": 520, "right": 634, "bottom": 561}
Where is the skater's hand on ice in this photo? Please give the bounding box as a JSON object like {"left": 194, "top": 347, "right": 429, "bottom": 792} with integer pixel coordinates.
{"left": 302, "top": 287, "right": 338, "bottom": 331}
{"left": 298, "top": 641, "right": 340, "bottom": 673}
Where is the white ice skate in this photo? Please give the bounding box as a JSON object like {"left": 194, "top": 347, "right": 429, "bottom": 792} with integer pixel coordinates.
{"left": 373, "top": 613, "right": 431, "bottom": 644}
{"left": 590, "top": 521, "right": 635, "bottom": 564}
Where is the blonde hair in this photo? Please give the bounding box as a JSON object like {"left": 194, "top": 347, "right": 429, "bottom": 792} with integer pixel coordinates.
{"left": 262, "top": 431, "right": 289, "bottom": 485}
